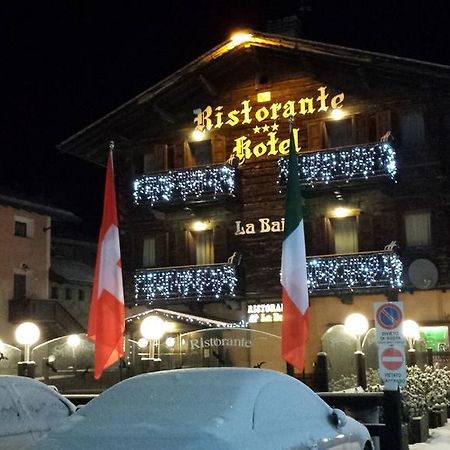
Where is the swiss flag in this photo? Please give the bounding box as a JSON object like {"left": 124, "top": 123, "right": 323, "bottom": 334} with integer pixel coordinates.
{"left": 88, "top": 148, "right": 125, "bottom": 380}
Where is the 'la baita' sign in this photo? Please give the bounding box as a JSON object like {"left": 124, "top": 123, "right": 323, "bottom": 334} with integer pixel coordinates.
{"left": 193, "top": 86, "right": 345, "bottom": 164}
{"left": 235, "top": 218, "right": 284, "bottom": 235}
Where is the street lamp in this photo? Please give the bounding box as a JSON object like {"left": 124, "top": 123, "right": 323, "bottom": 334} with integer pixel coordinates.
{"left": 403, "top": 319, "right": 420, "bottom": 366}
{"left": 15, "top": 321, "right": 40, "bottom": 377}
{"left": 344, "top": 313, "right": 369, "bottom": 352}
{"left": 140, "top": 315, "right": 166, "bottom": 362}
{"left": 344, "top": 313, "right": 369, "bottom": 390}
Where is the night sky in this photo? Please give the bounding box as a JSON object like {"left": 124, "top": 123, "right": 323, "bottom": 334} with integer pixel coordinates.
{"left": 1, "top": 1, "right": 448, "bottom": 236}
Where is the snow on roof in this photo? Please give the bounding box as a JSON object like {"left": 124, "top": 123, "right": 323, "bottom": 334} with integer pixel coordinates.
{"left": 50, "top": 257, "right": 93, "bottom": 284}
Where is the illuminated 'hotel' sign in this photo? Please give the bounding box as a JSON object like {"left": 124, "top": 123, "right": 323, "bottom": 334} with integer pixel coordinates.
{"left": 193, "top": 86, "right": 345, "bottom": 164}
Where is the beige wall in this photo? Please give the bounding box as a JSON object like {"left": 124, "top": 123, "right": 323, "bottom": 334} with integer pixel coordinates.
{"left": 0, "top": 205, "right": 50, "bottom": 342}
{"left": 250, "top": 290, "right": 450, "bottom": 374}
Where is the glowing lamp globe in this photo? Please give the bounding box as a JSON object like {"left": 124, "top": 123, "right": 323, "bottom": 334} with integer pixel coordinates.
{"left": 165, "top": 337, "right": 176, "bottom": 348}
{"left": 344, "top": 313, "right": 369, "bottom": 337}
{"left": 15, "top": 322, "right": 40, "bottom": 346}
{"left": 140, "top": 316, "right": 166, "bottom": 340}
{"left": 137, "top": 338, "right": 149, "bottom": 349}
{"left": 67, "top": 334, "right": 81, "bottom": 349}
{"left": 403, "top": 320, "right": 420, "bottom": 340}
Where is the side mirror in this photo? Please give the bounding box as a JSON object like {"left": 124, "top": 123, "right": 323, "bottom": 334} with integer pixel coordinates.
{"left": 331, "top": 408, "right": 347, "bottom": 428}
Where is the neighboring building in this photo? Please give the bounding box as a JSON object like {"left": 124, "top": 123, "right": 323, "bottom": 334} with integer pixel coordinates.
{"left": 0, "top": 190, "right": 88, "bottom": 343}
{"left": 58, "top": 29, "right": 450, "bottom": 377}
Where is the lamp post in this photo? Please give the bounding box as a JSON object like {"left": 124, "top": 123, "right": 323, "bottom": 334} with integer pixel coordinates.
{"left": 402, "top": 319, "right": 420, "bottom": 366}
{"left": 15, "top": 321, "right": 40, "bottom": 377}
{"left": 140, "top": 315, "right": 166, "bottom": 372}
{"left": 344, "top": 313, "right": 369, "bottom": 390}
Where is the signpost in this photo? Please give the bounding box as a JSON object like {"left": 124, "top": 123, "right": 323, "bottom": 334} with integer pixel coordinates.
{"left": 374, "top": 302, "right": 406, "bottom": 390}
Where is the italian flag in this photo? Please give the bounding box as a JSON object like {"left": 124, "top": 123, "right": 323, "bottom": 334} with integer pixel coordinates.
{"left": 281, "top": 127, "right": 309, "bottom": 372}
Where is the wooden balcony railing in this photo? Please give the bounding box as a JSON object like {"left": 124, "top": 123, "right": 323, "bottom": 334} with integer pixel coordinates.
{"left": 135, "top": 263, "right": 239, "bottom": 303}
{"left": 278, "top": 141, "right": 397, "bottom": 187}
{"left": 133, "top": 163, "right": 238, "bottom": 206}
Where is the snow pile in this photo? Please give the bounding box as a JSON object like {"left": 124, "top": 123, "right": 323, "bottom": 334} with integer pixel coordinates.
{"left": 410, "top": 420, "right": 450, "bottom": 449}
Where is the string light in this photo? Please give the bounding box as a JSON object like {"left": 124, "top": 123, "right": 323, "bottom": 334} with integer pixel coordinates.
{"left": 133, "top": 163, "right": 237, "bottom": 206}
{"left": 305, "top": 251, "right": 403, "bottom": 292}
{"left": 135, "top": 263, "right": 238, "bottom": 302}
{"left": 126, "top": 308, "right": 246, "bottom": 328}
{"left": 278, "top": 142, "right": 397, "bottom": 186}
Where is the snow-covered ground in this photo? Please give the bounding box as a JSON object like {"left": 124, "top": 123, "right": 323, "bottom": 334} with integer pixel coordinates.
{"left": 410, "top": 420, "right": 450, "bottom": 449}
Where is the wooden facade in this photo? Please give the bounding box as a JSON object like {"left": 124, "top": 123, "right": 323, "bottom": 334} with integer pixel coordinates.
{"left": 59, "top": 31, "right": 450, "bottom": 374}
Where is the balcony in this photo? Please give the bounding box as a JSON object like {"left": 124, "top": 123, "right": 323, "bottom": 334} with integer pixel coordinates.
{"left": 307, "top": 250, "right": 403, "bottom": 294}
{"left": 133, "top": 163, "right": 238, "bottom": 207}
{"left": 278, "top": 141, "right": 397, "bottom": 187}
{"left": 135, "top": 263, "right": 239, "bottom": 303}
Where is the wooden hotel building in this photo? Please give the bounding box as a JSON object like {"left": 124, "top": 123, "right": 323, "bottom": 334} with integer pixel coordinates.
{"left": 59, "top": 29, "right": 450, "bottom": 376}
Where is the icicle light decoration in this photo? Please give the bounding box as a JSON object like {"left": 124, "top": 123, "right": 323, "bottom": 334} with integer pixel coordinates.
{"left": 278, "top": 142, "right": 397, "bottom": 186}
{"left": 133, "top": 163, "right": 236, "bottom": 206}
{"left": 135, "top": 263, "right": 238, "bottom": 302}
{"left": 306, "top": 251, "right": 403, "bottom": 292}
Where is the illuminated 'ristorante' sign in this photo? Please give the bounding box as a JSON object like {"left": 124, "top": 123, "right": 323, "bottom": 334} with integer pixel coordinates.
{"left": 193, "top": 86, "right": 345, "bottom": 164}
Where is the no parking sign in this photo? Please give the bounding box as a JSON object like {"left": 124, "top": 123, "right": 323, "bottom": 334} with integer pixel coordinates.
{"left": 374, "top": 302, "right": 406, "bottom": 389}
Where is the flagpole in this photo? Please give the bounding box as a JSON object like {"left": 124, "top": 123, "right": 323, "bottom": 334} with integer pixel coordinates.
{"left": 286, "top": 116, "right": 295, "bottom": 378}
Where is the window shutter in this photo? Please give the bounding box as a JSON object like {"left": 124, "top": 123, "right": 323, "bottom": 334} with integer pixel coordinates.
{"left": 307, "top": 122, "right": 324, "bottom": 151}
{"left": 184, "top": 140, "right": 194, "bottom": 167}
{"left": 354, "top": 114, "right": 369, "bottom": 144}
{"left": 173, "top": 142, "right": 186, "bottom": 168}
{"left": 212, "top": 135, "right": 226, "bottom": 163}
{"left": 155, "top": 232, "right": 169, "bottom": 266}
{"left": 357, "top": 213, "right": 374, "bottom": 252}
{"left": 376, "top": 110, "right": 392, "bottom": 140}
{"left": 312, "top": 216, "right": 328, "bottom": 255}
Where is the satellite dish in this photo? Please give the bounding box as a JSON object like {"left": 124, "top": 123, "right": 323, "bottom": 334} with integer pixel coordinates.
{"left": 408, "top": 258, "right": 438, "bottom": 290}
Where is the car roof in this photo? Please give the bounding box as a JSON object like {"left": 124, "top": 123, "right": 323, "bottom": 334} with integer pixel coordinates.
{"left": 77, "top": 368, "right": 327, "bottom": 432}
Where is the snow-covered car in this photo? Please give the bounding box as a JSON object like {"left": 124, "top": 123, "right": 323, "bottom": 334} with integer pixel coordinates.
{"left": 24, "top": 367, "right": 373, "bottom": 450}
{"left": 0, "top": 375, "right": 76, "bottom": 450}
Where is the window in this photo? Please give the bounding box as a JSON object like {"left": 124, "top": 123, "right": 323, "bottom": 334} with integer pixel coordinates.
{"left": 399, "top": 111, "right": 425, "bottom": 148}
{"left": 404, "top": 211, "right": 431, "bottom": 247}
{"left": 15, "top": 221, "right": 27, "bottom": 237}
{"left": 78, "top": 289, "right": 85, "bottom": 301}
{"left": 330, "top": 216, "right": 358, "bottom": 254}
{"left": 324, "top": 118, "right": 353, "bottom": 148}
{"left": 193, "top": 230, "right": 214, "bottom": 265}
{"left": 142, "top": 144, "right": 168, "bottom": 174}
{"left": 65, "top": 288, "right": 72, "bottom": 300}
{"left": 13, "top": 274, "right": 26, "bottom": 299}
{"left": 51, "top": 287, "right": 58, "bottom": 299}
{"left": 188, "top": 140, "right": 213, "bottom": 166}
{"left": 143, "top": 237, "right": 156, "bottom": 267}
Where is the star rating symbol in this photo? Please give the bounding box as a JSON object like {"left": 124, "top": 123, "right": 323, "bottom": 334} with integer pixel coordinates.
{"left": 262, "top": 124, "right": 270, "bottom": 133}
{"left": 253, "top": 126, "right": 261, "bottom": 134}
{"left": 271, "top": 122, "right": 279, "bottom": 131}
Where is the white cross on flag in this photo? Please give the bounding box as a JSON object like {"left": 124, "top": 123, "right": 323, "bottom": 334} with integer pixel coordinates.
{"left": 88, "top": 149, "right": 125, "bottom": 380}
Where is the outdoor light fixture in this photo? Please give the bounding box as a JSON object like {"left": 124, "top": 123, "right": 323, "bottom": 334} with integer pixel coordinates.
{"left": 137, "top": 337, "right": 149, "bottom": 349}
{"left": 330, "top": 108, "right": 345, "bottom": 120}
{"left": 140, "top": 315, "right": 166, "bottom": 361}
{"left": 329, "top": 206, "right": 359, "bottom": 218}
{"left": 403, "top": 319, "right": 420, "bottom": 350}
{"left": 15, "top": 322, "right": 40, "bottom": 362}
{"left": 344, "top": 313, "right": 369, "bottom": 390}
{"left": 15, "top": 321, "right": 40, "bottom": 377}
{"left": 344, "top": 313, "right": 369, "bottom": 351}
{"left": 229, "top": 31, "right": 253, "bottom": 47}
{"left": 165, "top": 336, "right": 176, "bottom": 348}
{"left": 191, "top": 129, "right": 206, "bottom": 141}
{"left": 67, "top": 334, "right": 81, "bottom": 349}
{"left": 257, "top": 91, "right": 271, "bottom": 103}
{"left": 191, "top": 220, "right": 211, "bottom": 232}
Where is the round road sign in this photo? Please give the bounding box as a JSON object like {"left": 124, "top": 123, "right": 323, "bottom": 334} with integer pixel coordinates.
{"left": 381, "top": 347, "right": 404, "bottom": 371}
{"left": 376, "top": 303, "right": 403, "bottom": 330}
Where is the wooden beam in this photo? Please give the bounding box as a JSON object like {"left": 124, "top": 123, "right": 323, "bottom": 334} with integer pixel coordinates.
{"left": 198, "top": 74, "right": 218, "bottom": 97}
{"left": 152, "top": 104, "right": 175, "bottom": 124}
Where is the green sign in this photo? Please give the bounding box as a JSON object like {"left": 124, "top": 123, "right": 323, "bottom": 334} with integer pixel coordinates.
{"left": 419, "top": 326, "right": 449, "bottom": 351}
